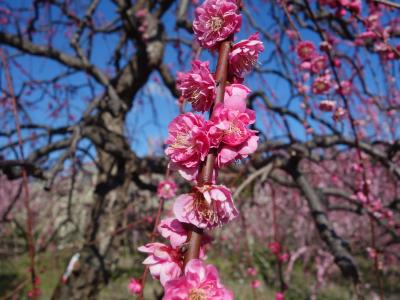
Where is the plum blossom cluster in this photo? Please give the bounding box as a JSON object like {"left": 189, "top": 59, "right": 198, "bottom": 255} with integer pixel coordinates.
{"left": 138, "top": 0, "right": 264, "bottom": 297}
{"left": 318, "top": 0, "right": 361, "bottom": 16}
{"left": 294, "top": 40, "right": 350, "bottom": 121}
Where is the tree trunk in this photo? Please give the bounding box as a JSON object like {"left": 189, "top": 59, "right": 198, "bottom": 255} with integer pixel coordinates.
{"left": 51, "top": 113, "right": 138, "bottom": 299}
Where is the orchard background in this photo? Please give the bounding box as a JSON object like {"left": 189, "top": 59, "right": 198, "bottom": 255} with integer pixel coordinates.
{"left": 0, "top": 0, "right": 399, "bottom": 299}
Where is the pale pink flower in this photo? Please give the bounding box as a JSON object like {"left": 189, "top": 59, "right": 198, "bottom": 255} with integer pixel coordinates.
{"left": 173, "top": 184, "right": 238, "bottom": 230}
{"left": 217, "top": 134, "right": 259, "bottom": 167}
{"left": 128, "top": 278, "right": 143, "bottom": 295}
{"left": 165, "top": 113, "right": 210, "bottom": 180}
{"left": 310, "top": 55, "right": 327, "bottom": 73}
{"left": 276, "top": 292, "right": 285, "bottom": 300}
{"left": 158, "top": 218, "right": 188, "bottom": 249}
{"left": 336, "top": 80, "right": 352, "bottom": 95}
{"left": 247, "top": 267, "right": 257, "bottom": 276}
{"left": 318, "top": 100, "right": 336, "bottom": 112}
{"left": 251, "top": 279, "right": 261, "bottom": 289}
{"left": 286, "top": 29, "right": 298, "bottom": 39}
{"left": 319, "top": 41, "right": 332, "bottom": 52}
{"left": 135, "top": 8, "right": 147, "bottom": 19}
{"left": 355, "top": 31, "right": 377, "bottom": 46}
{"left": 229, "top": 33, "right": 264, "bottom": 78}
{"left": 296, "top": 41, "right": 316, "bottom": 61}
{"left": 193, "top": 0, "right": 242, "bottom": 49}
{"left": 299, "top": 61, "right": 311, "bottom": 71}
{"left": 163, "top": 259, "right": 234, "bottom": 300}
{"left": 157, "top": 180, "right": 177, "bottom": 200}
{"left": 138, "top": 242, "right": 183, "bottom": 286}
{"left": 333, "top": 107, "right": 347, "bottom": 121}
{"left": 177, "top": 60, "right": 216, "bottom": 112}
{"left": 312, "top": 75, "right": 331, "bottom": 94}
{"left": 223, "top": 84, "right": 251, "bottom": 112}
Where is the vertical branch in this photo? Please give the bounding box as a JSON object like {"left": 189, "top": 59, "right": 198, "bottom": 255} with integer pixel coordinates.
{"left": 0, "top": 49, "right": 37, "bottom": 298}
{"left": 183, "top": 38, "right": 232, "bottom": 266}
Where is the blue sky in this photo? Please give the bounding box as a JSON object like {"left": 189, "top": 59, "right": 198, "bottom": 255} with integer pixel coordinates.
{"left": 1, "top": 0, "right": 399, "bottom": 163}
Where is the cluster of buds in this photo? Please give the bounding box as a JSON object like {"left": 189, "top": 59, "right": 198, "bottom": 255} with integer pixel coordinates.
{"left": 137, "top": 0, "right": 264, "bottom": 298}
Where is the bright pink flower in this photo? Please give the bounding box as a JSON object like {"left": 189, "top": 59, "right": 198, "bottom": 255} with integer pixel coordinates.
{"left": 177, "top": 60, "right": 216, "bottom": 112}
{"left": 193, "top": 0, "right": 242, "bottom": 49}
{"left": 128, "top": 278, "right": 143, "bottom": 295}
{"left": 347, "top": 0, "right": 361, "bottom": 14}
{"left": 312, "top": 75, "right": 331, "bottom": 94}
{"left": 268, "top": 241, "right": 281, "bottom": 255}
{"left": 208, "top": 98, "right": 258, "bottom": 167}
{"left": 279, "top": 253, "right": 290, "bottom": 263}
{"left": 318, "top": 100, "right": 336, "bottom": 112}
{"left": 276, "top": 292, "right": 285, "bottom": 300}
{"left": 251, "top": 279, "right": 261, "bottom": 289}
{"left": 158, "top": 218, "right": 188, "bottom": 249}
{"left": 173, "top": 184, "right": 238, "bottom": 230}
{"left": 247, "top": 267, "right": 257, "bottom": 276}
{"left": 138, "top": 242, "right": 183, "bottom": 286}
{"left": 310, "top": 55, "right": 327, "bottom": 73}
{"left": 165, "top": 113, "right": 210, "bottom": 180}
{"left": 163, "top": 259, "right": 234, "bottom": 300}
{"left": 229, "top": 33, "right": 264, "bottom": 78}
{"left": 296, "top": 41, "right": 316, "bottom": 61}
{"left": 157, "top": 179, "right": 178, "bottom": 200}
{"left": 208, "top": 103, "right": 255, "bottom": 147}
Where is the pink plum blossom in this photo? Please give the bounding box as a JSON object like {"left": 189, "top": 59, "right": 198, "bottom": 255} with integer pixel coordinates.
{"left": 333, "top": 107, "right": 347, "bottom": 121}
{"left": 193, "top": 0, "right": 242, "bottom": 49}
{"left": 163, "top": 259, "right": 234, "bottom": 300}
{"left": 165, "top": 113, "right": 210, "bottom": 180}
{"left": 128, "top": 278, "right": 143, "bottom": 295}
{"left": 336, "top": 80, "right": 352, "bottom": 95}
{"left": 312, "top": 74, "right": 331, "bottom": 94}
{"left": 208, "top": 96, "right": 259, "bottom": 167}
{"left": 177, "top": 60, "right": 216, "bottom": 112}
{"left": 223, "top": 83, "right": 251, "bottom": 112}
{"left": 318, "top": 100, "right": 336, "bottom": 112}
{"left": 251, "top": 279, "right": 261, "bottom": 289}
{"left": 268, "top": 241, "right": 281, "bottom": 255}
{"left": 296, "top": 41, "right": 316, "bottom": 61}
{"left": 157, "top": 179, "right": 178, "bottom": 200}
{"left": 276, "top": 292, "right": 285, "bottom": 300}
{"left": 173, "top": 184, "right": 238, "bottom": 230}
{"left": 229, "top": 33, "right": 264, "bottom": 78}
{"left": 247, "top": 267, "right": 257, "bottom": 276}
{"left": 158, "top": 218, "right": 188, "bottom": 249}
{"left": 138, "top": 242, "right": 183, "bottom": 286}
{"left": 310, "top": 55, "right": 327, "bottom": 73}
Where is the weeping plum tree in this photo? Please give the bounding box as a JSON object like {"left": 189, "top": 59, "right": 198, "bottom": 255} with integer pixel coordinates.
{"left": 0, "top": 0, "right": 399, "bottom": 299}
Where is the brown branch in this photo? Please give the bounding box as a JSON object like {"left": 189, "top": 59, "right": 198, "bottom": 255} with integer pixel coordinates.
{"left": 183, "top": 38, "right": 232, "bottom": 266}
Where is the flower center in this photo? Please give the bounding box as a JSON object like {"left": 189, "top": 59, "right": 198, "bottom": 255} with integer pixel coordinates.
{"left": 193, "top": 192, "right": 218, "bottom": 225}
{"left": 189, "top": 288, "right": 207, "bottom": 300}
{"left": 207, "top": 16, "right": 223, "bottom": 32}
{"left": 189, "top": 88, "right": 202, "bottom": 104}
{"left": 171, "top": 133, "right": 191, "bottom": 148}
